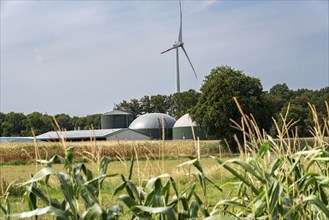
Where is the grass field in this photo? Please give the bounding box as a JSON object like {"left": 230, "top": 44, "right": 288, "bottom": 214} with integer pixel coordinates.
{"left": 1, "top": 136, "right": 328, "bottom": 219}
{"left": 1, "top": 102, "right": 328, "bottom": 219}
{"left": 0, "top": 142, "right": 235, "bottom": 217}
{"left": 0, "top": 155, "right": 227, "bottom": 184}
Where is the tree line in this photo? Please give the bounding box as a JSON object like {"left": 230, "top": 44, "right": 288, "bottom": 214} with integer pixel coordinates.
{"left": 1, "top": 66, "right": 328, "bottom": 141}
{"left": 0, "top": 89, "right": 200, "bottom": 137}
{"left": 117, "top": 66, "right": 328, "bottom": 142}
{"left": 0, "top": 112, "right": 101, "bottom": 137}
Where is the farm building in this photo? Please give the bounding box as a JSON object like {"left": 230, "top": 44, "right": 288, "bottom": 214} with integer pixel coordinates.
{"left": 36, "top": 112, "right": 203, "bottom": 141}
{"left": 101, "top": 110, "right": 133, "bottom": 129}
{"left": 173, "top": 113, "right": 207, "bottom": 140}
{"left": 129, "top": 113, "right": 176, "bottom": 140}
{"left": 0, "top": 137, "right": 43, "bottom": 142}
{"left": 36, "top": 128, "right": 151, "bottom": 142}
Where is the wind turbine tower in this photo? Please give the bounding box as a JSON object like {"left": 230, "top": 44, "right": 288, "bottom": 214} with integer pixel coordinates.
{"left": 161, "top": 1, "right": 197, "bottom": 93}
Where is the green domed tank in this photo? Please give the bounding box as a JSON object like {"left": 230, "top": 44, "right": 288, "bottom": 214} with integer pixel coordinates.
{"left": 173, "top": 114, "right": 207, "bottom": 140}
{"left": 129, "top": 113, "right": 176, "bottom": 140}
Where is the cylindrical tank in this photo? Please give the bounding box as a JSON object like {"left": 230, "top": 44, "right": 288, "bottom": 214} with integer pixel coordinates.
{"left": 101, "top": 110, "right": 133, "bottom": 129}
{"left": 129, "top": 113, "right": 176, "bottom": 140}
{"left": 173, "top": 114, "right": 207, "bottom": 140}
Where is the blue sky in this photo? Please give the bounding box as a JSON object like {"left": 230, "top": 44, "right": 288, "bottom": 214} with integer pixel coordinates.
{"left": 1, "top": 0, "right": 328, "bottom": 116}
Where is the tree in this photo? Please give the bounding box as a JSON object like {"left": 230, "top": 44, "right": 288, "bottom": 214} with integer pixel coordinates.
{"left": 140, "top": 95, "right": 152, "bottom": 114}
{"left": 116, "top": 91, "right": 200, "bottom": 119}
{"left": 26, "top": 112, "right": 52, "bottom": 135}
{"left": 190, "top": 66, "right": 269, "bottom": 150}
{"left": 1, "top": 112, "right": 28, "bottom": 136}
{"left": 116, "top": 99, "right": 142, "bottom": 119}
{"left": 273, "top": 87, "right": 329, "bottom": 138}
{"left": 71, "top": 116, "right": 86, "bottom": 130}
{"left": 0, "top": 112, "right": 5, "bottom": 136}
{"left": 266, "top": 83, "right": 293, "bottom": 115}
{"left": 54, "top": 114, "right": 73, "bottom": 130}
{"left": 150, "top": 94, "right": 171, "bottom": 114}
{"left": 170, "top": 89, "right": 200, "bottom": 118}
{"left": 84, "top": 114, "right": 101, "bottom": 129}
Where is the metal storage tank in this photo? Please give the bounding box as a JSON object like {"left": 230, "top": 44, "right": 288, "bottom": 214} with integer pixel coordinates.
{"left": 173, "top": 114, "right": 207, "bottom": 140}
{"left": 101, "top": 110, "right": 133, "bottom": 129}
{"left": 129, "top": 113, "right": 176, "bottom": 140}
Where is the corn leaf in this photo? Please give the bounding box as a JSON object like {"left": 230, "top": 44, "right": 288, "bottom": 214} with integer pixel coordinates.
{"left": 211, "top": 157, "right": 260, "bottom": 195}
{"left": 27, "top": 184, "right": 62, "bottom": 209}
{"left": 303, "top": 195, "right": 329, "bottom": 217}
{"left": 113, "top": 181, "right": 127, "bottom": 197}
{"left": 81, "top": 204, "right": 106, "bottom": 219}
{"left": 119, "top": 195, "right": 152, "bottom": 219}
{"left": 20, "top": 167, "right": 56, "bottom": 185}
{"left": 257, "top": 142, "right": 270, "bottom": 159}
{"left": 204, "top": 216, "right": 236, "bottom": 220}
{"left": 56, "top": 172, "right": 77, "bottom": 215}
{"left": 99, "top": 156, "right": 111, "bottom": 177}
{"left": 194, "top": 192, "right": 209, "bottom": 217}
{"left": 136, "top": 206, "right": 176, "bottom": 220}
{"left": 128, "top": 147, "right": 135, "bottom": 181}
{"left": 189, "top": 200, "right": 199, "bottom": 218}
{"left": 11, "top": 206, "right": 68, "bottom": 219}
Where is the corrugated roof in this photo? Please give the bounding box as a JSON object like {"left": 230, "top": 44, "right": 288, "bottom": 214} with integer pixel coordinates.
{"left": 0, "top": 137, "right": 42, "bottom": 142}
{"left": 103, "top": 110, "right": 131, "bottom": 115}
{"left": 37, "top": 129, "right": 122, "bottom": 140}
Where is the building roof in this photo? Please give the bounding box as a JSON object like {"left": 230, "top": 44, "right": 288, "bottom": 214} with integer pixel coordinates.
{"left": 103, "top": 110, "right": 131, "bottom": 115}
{"left": 173, "top": 113, "right": 197, "bottom": 128}
{"left": 37, "top": 129, "right": 122, "bottom": 140}
{"left": 0, "top": 137, "right": 42, "bottom": 143}
{"left": 129, "top": 113, "right": 176, "bottom": 130}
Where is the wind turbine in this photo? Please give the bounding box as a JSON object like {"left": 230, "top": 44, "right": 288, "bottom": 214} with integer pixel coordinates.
{"left": 161, "top": 1, "right": 197, "bottom": 93}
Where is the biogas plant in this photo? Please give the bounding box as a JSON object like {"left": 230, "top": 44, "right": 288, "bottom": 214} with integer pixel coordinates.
{"left": 35, "top": 2, "right": 205, "bottom": 142}
{"left": 37, "top": 110, "right": 206, "bottom": 142}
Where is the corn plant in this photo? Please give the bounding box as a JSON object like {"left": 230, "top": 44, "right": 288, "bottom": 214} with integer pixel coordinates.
{"left": 206, "top": 100, "right": 329, "bottom": 219}
{"left": 208, "top": 143, "right": 329, "bottom": 219}
{"left": 0, "top": 189, "right": 10, "bottom": 220}
{"left": 113, "top": 148, "right": 222, "bottom": 219}
{"left": 2, "top": 100, "right": 328, "bottom": 219}
{"left": 6, "top": 146, "right": 119, "bottom": 219}
{"left": 1, "top": 146, "right": 222, "bottom": 220}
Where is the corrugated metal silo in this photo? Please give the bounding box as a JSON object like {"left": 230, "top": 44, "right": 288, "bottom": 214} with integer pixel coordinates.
{"left": 101, "top": 110, "right": 133, "bottom": 129}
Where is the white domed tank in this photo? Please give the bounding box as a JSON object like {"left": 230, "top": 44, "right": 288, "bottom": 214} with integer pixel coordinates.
{"left": 129, "top": 113, "right": 176, "bottom": 140}
{"left": 101, "top": 110, "right": 133, "bottom": 129}
{"left": 173, "top": 114, "right": 207, "bottom": 140}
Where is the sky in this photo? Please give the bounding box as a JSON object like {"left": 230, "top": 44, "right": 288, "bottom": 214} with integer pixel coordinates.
{"left": 1, "top": 0, "right": 328, "bottom": 116}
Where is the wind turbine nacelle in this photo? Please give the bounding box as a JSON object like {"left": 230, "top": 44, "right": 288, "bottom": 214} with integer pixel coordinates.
{"left": 173, "top": 41, "right": 184, "bottom": 48}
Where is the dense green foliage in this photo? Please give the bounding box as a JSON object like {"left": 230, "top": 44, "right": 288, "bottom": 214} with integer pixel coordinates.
{"left": 116, "top": 89, "right": 200, "bottom": 119}
{"left": 212, "top": 144, "right": 329, "bottom": 219}
{"left": 0, "top": 113, "right": 101, "bottom": 136}
{"left": 190, "top": 66, "right": 271, "bottom": 148}
{"left": 270, "top": 87, "right": 329, "bottom": 137}
{"left": 189, "top": 66, "right": 328, "bottom": 146}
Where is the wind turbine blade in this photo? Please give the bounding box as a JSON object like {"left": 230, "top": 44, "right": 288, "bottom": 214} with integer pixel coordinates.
{"left": 161, "top": 47, "right": 175, "bottom": 54}
{"left": 178, "top": 1, "right": 182, "bottom": 42}
{"left": 181, "top": 46, "right": 197, "bottom": 78}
